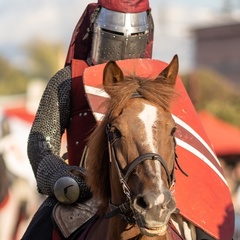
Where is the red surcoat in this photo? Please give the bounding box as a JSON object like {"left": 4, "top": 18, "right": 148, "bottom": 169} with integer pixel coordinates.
{"left": 66, "top": 60, "right": 96, "bottom": 166}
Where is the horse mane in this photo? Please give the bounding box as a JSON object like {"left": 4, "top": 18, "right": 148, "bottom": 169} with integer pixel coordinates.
{"left": 86, "top": 74, "right": 177, "bottom": 208}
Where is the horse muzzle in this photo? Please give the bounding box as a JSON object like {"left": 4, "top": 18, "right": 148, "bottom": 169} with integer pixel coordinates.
{"left": 132, "top": 190, "right": 176, "bottom": 236}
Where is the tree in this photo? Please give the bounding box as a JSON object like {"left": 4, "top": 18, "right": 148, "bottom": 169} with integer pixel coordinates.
{"left": 0, "top": 40, "right": 66, "bottom": 96}
{"left": 0, "top": 56, "right": 29, "bottom": 95}
{"left": 181, "top": 68, "right": 240, "bottom": 127}
{"left": 24, "top": 39, "right": 65, "bottom": 81}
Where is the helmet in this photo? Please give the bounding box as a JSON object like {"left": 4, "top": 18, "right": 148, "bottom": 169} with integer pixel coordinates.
{"left": 90, "top": 7, "right": 150, "bottom": 65}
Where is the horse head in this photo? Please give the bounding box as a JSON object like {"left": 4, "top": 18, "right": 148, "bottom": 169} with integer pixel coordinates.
{"left": 87, "top": 55, "right": 179, "bottom": 237}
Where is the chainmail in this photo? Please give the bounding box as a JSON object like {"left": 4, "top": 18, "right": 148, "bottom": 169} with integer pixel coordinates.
{"left": 28, "top": 66, "right": 91, "bottom": 207}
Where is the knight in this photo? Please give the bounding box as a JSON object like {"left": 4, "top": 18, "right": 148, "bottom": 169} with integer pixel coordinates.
{"left": 22, "top": 1, "right": 154, "bottom": 239}
{"left": 22, "top": 0, "right": 234, "bottom": 239}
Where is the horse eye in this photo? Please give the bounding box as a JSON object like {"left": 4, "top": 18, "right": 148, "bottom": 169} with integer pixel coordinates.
{"left": 112, "top": 127, "right": 122, "bottom": 138}
{"left": 171, "top": 127, "right": 176, "bottom": 136}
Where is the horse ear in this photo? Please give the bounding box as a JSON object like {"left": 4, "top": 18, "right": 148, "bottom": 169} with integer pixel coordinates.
{"left": 103, "top": 61, "right": 124, "bottom": 87}
{"left": 156, "top": 54, "right": 179, "bottom": 86}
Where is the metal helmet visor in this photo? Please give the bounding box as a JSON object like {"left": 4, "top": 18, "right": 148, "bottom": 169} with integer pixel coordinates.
{"left": 91, "top": 7, "right": 149, "bottom": 65}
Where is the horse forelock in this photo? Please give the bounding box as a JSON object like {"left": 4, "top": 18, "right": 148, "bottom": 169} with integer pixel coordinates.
{"left": 105, "top": 75, "right": 176, "bottom": 117}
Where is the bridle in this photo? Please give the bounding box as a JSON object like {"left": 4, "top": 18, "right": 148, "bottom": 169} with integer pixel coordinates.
{"left": 105, "top": 115, "right": 176, "bottom": 225}
{"left": 104, "top": 92, "right": 188, "bottom": 225}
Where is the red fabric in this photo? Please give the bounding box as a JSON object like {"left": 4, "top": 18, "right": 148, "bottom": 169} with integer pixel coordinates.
{"left": 4, "top": 107, "right": 35, "bottom": 123}
{"left": 198, "top": 111, "right": 240, "bottom": 156}
{"left": 98, "top": 0, "right": 149, "bottom": 13}
{"left": 65, "top": 4, "right": 98, "bottom": 66}
{"left": 66, "top": 59, "right": 97, "bottom": 166}
{"left": 52, "top": 228, "right": 62, "bottom": 240}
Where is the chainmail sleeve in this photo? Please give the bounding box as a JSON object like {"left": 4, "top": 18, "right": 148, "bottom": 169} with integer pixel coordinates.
{"left": 27, "top": 66, "right": 90, "bottom": 200}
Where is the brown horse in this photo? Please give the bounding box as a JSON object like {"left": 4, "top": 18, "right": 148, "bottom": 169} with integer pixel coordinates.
{"left": 83, "top": 55, "right": 182, "bottom": 240}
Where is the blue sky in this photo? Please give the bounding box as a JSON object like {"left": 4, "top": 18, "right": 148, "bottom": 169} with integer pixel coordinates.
{"left": 0, "top": 0, "right": 239, "bottom": 72}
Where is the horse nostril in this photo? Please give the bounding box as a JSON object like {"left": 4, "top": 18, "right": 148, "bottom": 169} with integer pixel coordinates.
{"left": 136, "top": 196, "right": 148, "bottom": 209}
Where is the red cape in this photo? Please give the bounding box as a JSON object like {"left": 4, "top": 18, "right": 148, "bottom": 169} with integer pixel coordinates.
{"left": 82, "top": 58, "right": 234, "bottom": 240}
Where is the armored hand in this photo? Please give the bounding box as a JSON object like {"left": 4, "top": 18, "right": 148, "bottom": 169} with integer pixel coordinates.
{"left": 54, "top": 177, "right": 80, "bottom": 204}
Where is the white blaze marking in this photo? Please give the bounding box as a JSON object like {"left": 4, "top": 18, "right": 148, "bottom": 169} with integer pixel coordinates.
{"left": 138, "top": 103, "right": 157, "bottom": 152}
{"left": 138, "top": 103, "right": 163, "bottom": 189}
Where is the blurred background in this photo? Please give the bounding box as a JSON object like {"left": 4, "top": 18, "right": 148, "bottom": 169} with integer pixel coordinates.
{"left": 0, "top": 0, "right": 240, "bottom": 239}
